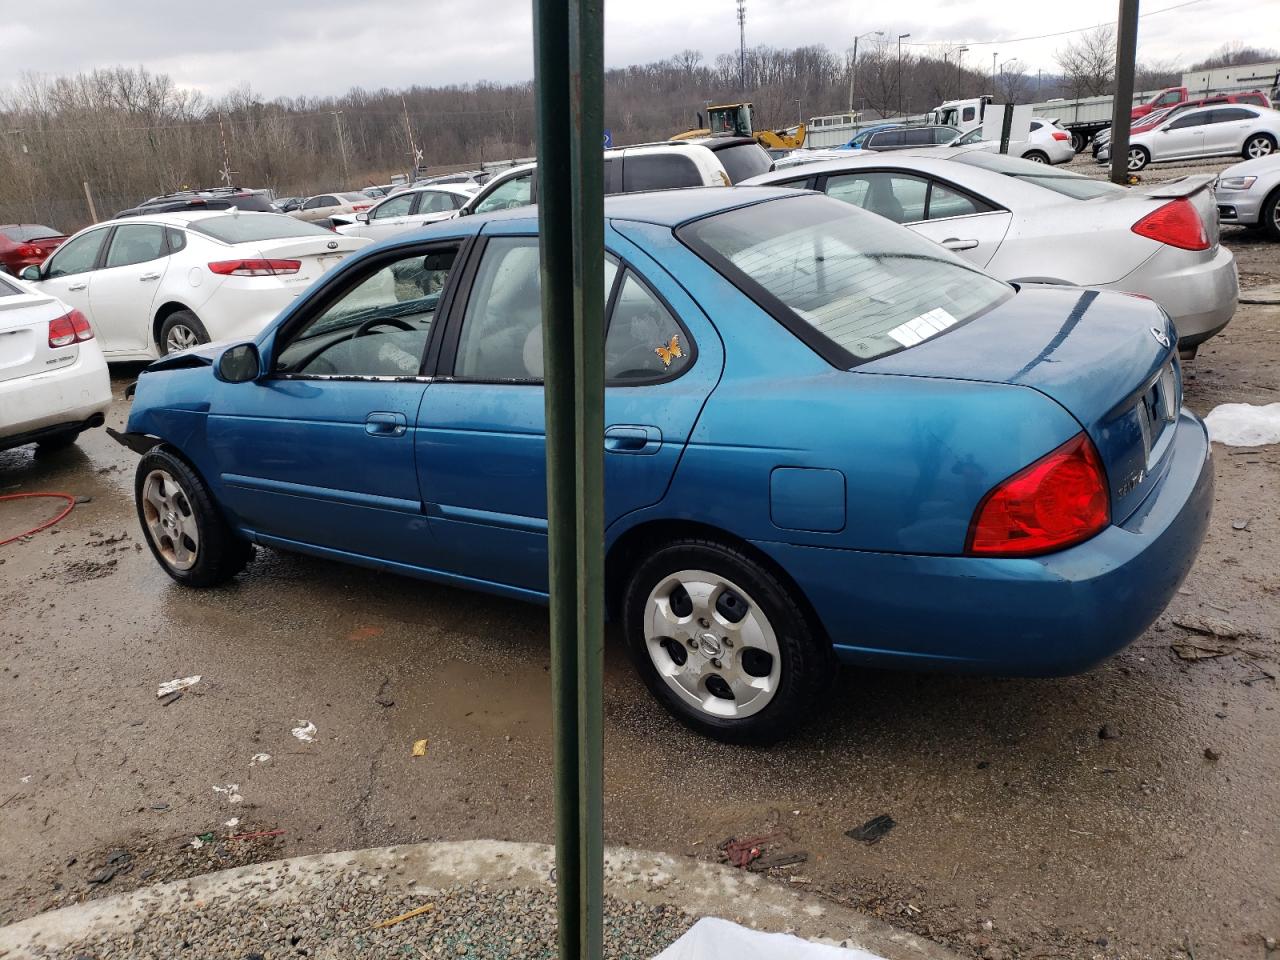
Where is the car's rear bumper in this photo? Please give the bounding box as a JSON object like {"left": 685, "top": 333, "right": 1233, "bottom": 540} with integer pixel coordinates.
{"left": 0, "top": 346, "right": 112, "bottom": 449}
{"left": 1102, "top": 242, "right": 1238, "bottom": 346}
{"left": 754, "top": 412, "right": 1213, "bottom": 676}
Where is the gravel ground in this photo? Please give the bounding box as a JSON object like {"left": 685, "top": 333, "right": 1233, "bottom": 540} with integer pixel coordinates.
{"left": 38, "top": 877, "right": 693, "bottom": 960}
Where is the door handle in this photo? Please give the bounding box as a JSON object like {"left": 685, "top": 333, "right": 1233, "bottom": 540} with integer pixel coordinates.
{"left": 365, "top": 411, "right": 408, "bottom": 437}
{"left": 604, "top": 424, "right": 662, "bottom": 455}
{"left": 941, "top": 238, "right": 979, "bottom": 251}
{"left": 139, "top": 273, "right": 161, "bottom": 281}
{"left": 67, "top": 282, "right": 88, "bottom": 291}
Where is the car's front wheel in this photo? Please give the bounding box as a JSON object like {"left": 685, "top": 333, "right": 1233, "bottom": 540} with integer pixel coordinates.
{"left": 1263, "top": 187, "right": 1280, "bottom": 242}
{"left": 622, "top": 539, "right": 833, "bottom": 744}
{"left": 158, "top": 310, "right": 209, "bottom": 356}
{"left": 135, "top": 447, "right": 253, "bottom": 587}
{"left": 1244, "top": 133, "right": 1276, "bottom": 160}
{"left": 1128, "top": 146, "right": 1150, "bottom": 171}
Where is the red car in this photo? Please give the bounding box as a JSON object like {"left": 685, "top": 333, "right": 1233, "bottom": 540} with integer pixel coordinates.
{"left": 0, "top": 224, "right": 67, "bottom": 275}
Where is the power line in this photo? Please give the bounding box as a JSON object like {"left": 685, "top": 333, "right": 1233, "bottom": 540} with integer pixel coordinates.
{"left": 902, "top": 0, "right": 1207, "bottom": 49}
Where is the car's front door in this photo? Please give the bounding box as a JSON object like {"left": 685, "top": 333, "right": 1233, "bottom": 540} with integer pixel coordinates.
{"left": 205, "top": 243, "right": 461, "bottom": 565}
{"left": 1157, "top": 112, "right": 1208, "bottom": 159}
{"left": 88, "top": 222, "right": 171, "bottom": 355}
{"left": 416, "top": 229, "right": 723, "bottom": 594}
{"left": 35, "top": 226, "right": 111, "bottom": 323}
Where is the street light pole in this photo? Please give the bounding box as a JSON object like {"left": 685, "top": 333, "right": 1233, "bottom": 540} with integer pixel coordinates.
{"left": 848, "top": 30, "right": 884, "bottom": 115}
{"left": 992, "top": 52, "right": 998, "bottom": 97}
{"left": 957, "top": 45, "right": 967, "bottom": 96}
{"left": 897, "top": 33, "right": 911, "bottom": 117}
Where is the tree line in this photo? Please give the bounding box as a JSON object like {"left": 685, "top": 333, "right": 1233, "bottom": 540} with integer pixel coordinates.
{"left": 1, "top": 39, "right": 1267, "bottom": 233}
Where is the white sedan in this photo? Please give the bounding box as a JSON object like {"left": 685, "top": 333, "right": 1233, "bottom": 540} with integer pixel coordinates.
{"left": 1099, "top": 103, "right": 1280, "bottom": 171}
{"left": 947, "top": 117, "right": 1076, "bottom": 164}
{"left": 334, "top": 184, "right": 474, "bottom": 241}
{"left": 19, "top": 212, "right": 370, "bottom": 359}
{"left": 743, "top": 149, "right": 1238, "bottom": 355}
{"left": 0, "top": 272, "right": 111, "bottom": 454}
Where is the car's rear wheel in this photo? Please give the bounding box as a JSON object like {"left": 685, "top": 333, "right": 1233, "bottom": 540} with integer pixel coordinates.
{"left": 1243, "top": 133, "right": 1276, "bottom": 160}
{"left": 1263, "top": 187, "right": 1280, "bottom": 242}
{"left": 1071, "top": 132, "right": 1087, "bottom": 154}
{"left": 135, "top": 447, "right": 253, "bottom": 587}
{"left": 158, "top": 310, "right": 209, "bottom": 356}
{"left": 622, "top": 539, "right": 833, "bottom": 744}
{"left": 1128, "top": 146, "right": 1150, "bottom": 171}
{"left": 1024, "top": 150, "right": 1049, "bottom": 164}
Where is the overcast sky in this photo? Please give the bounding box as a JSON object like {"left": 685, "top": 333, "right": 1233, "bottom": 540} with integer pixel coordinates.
{"left": 0, "top": 0, "right": 1275, "bottom": 101}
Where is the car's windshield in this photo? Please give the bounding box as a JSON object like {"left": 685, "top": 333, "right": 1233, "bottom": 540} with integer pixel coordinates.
{"left": 679, "top": 194, "right": 1012, "bottom": 364}
{"left": 950, "top": 151, "right": 1126, "bottom": 199}
{"left": 2, "top": 224, "right": 61, "bottom": 241}
{"left": 188, "top": 213, "right": 335, "bottom": 244}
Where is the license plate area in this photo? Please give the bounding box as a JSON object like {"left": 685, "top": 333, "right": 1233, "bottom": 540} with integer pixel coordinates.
{"left": 1136, "top": 361, "right": 1178, "bottom": 468}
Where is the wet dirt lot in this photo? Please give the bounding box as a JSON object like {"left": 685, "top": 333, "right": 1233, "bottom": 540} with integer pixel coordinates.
{"left": 2, "top": 187, "right": 1278, "bottom": 960}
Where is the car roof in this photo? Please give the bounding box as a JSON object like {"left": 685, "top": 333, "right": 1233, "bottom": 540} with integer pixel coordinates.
{"left": 671, "top": 135, "right": 761, "bottom": 151}
{"left": 466, "top": 186, "right": 801, "bottom": 231}
{"left": 97, "top": 210, "right": 292, "bottom": 229}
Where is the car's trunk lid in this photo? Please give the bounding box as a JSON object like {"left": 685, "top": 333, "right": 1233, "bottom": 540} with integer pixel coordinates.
{"left": 860, "top": 285, "right": 1182, "bottom": 523}
{"left": 1129, "top": 173, "right": 1220, "bottom": 247}
{"left": 249, "top": 235, "right": 367, "bottom": 284}
{"left": 0, "top": 286, "right": 72, "bottom": 385}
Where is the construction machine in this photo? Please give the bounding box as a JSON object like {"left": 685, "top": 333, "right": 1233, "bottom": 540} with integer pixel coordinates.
{"left": 673, "top": 102, "right": 806, "bottom": 150}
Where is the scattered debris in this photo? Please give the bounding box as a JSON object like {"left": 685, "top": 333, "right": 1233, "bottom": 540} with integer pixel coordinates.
{"left": 19, "top": 775, "right": 31, "bottom": 783}
{"left": 190, "top": 832, "right": 215, "bottom": 849}
{"left": 228, "top": 829, "right": 285, "bottom": 842}
{"left": 1203, "top": 747, "right": 1220, "bottom": 762}
{"left": 158, "top": 691, "right": 184, "bottom": 706}
{"left": 750, "top": 851, "right": 808, "bottom": 872}
{"left": 372, "top": 902, "right": 435, "bottom": 929}
{"left": 150, "top": 803, "right": 170, "bottom": 811}
{"left": 1232, "top": 519, "right": 1251, "bottom": 531}
{"left": 74, "top": 495, "right": 92, "bottom": 505}
{"left": 87, "top": 849, "right": 131, "bottom": 885}
{"left": 212, "top": 784, "right": 243, "bottom": 804}
{"left": 225, "top": 817, "right": 241, "bottom": 829}
{"left": 717, "top": 834, "right": 778, "bottom": 868}
{"left": 1171, "top": 642, "right": 1230, "bottom": 662}
{"left": 845, "top": 814, "right": 896, "bottom": 844}
{"left": 1172, "top": 614, "right": 1255, "bottom": 640}
{"left": 157, "top": 676, "right": 201, "bottom": 698}
{"left": 376, "top": 696, "right": 396, "bottom": 708}
{"left": 1098, "top": 724, "right": 1121, "bottom": 740}
{"left": 291, "top": 721, "right": 316, "bottom": 743}
{"left": 249, "top": 753, "right": 272, "bottom": 766}
{"left": 412, "top": 738, "right": 428, "bottom": 758}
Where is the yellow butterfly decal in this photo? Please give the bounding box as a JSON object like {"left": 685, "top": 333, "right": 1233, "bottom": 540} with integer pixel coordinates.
{"left": 654, "top": 335, "right": 683, "bottom": 367}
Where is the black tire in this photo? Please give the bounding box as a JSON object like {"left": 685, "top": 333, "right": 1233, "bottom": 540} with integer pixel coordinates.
{"left": 34, "top": 429, "right": 81, "bottom": 452}
{"left": 1243, "top": 133, "right": 1276, "bottom": 161}
{"left": 1262, "top": 187, "right": 1280, "bottom": 243}
{"left": 621, "top": 538, "right": 834, "bottom": 744}
{"left": 1023, "top": 150, "right": 1049, "bottom": 164}
{"left": 1127, "top": 146, "right": 1150, "bottom": 171}
{"left": 134, "top": 446, "right": 253, "bottom": 587}
{"left": 158, "top": 310, "right": 210, "bottom": 356}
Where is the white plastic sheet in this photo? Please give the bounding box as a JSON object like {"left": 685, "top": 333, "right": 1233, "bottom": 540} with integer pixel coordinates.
{"left": 1204, "top": 403, "right": 1280, "bottom": 447}
{"left": 654, "top": 918, "right": 889, "bottom": 960}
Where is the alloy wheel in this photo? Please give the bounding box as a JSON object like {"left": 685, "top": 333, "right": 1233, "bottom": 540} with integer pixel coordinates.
{"left": 166, "top": 324, "right": 201, "bottom": 353}
{"left": 643, "top": 569, "right": 781, "bottom": 720}
{"left": 141, "top": 469, "right": 199, "bottom": 571}
{"left": 1128, "top": 148, "right": 1147, "bottom": 171}
{"left": 1246, "top": 137, "right": 1274, "bottom": 159}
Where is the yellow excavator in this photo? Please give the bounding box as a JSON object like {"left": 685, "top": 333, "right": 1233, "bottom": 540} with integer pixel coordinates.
{"left": 673, "top": 102, "right": 806, "bottom": 150}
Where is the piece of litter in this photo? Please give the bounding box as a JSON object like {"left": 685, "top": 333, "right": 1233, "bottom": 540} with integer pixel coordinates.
{"left": 846, "top": 814, "right": 896, "bottom": 844}
{"left": 212, "top": 783, "right": 243, "bottom": 804}
{"left": 190, "top": 832, "right": 215, "bottom": 849}
{"left": 157, "top": 676, "right": 201, "bottom": 698}
{"left": 19, "top": 775, "right": 31, "bottom": 784}
{"left": 655, "top": 917, "right": 888, "bottom": 959}
{"left": 1172, "top": 614, "right": 1254, "bottom": 640}
{"left": 1231, "top": 519, "right": 1251, "bottom": 531}
{"left": 224, "top": 817, "right": 240, "bottom": 828}
{"left": 228, "top": 828, "right": 285, "bottom": 842}
{"left": 249, "top": 753, "right": 272, "bottom": 766}
{"left": 372, "top": 903, "right": 435, "bottom": 930}
{"left": 412, "top": 738, "right": 428, "bottom": 758}
{"left": 1204, "top": 402, "right": 1280, "bottom": 446}
{"left": 1171, "top": 642, "right": 1230, "bottom": 662}
{"left": 291, "top": 721, "right": 316, "bottom": 743}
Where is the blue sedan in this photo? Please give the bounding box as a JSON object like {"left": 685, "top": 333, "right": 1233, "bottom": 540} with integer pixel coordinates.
{"left": 116, "top": 188, "right": 1212, "bottom": 742}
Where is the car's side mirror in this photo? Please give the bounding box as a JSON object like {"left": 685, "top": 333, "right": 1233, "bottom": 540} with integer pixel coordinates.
{"left": 19, "top": 265, "right": 41, "bottom": 281}
{"left": 356, "top": 212, "right": 370, "bottom": 223}
{"left": 215, "top": 342, "right": 261, "bottom": 383}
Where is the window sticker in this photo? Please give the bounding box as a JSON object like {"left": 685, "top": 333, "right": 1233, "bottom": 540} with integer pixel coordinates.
{"left": 886, "top": 307, "right": 959, "bottom": 348}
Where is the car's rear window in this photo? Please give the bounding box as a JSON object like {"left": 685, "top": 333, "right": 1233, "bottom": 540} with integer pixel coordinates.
{"left": 951, "top": 151, "right": 1126, "bottom": 199}
{"left": 2, "top": 224, "right": 61, "bottom": 241}
{"left": 0, "top": 275, "right": 20, "bottom": 296}
{"left": 714, "top": 143, "right": 773, "bottom": 183}
{"left": 188, "top": 213, "right": 334, "bottom": 244}
{"left": 679, "top": 193, "right": 1012, "bottom": 364}
{"left": 339, "top": 192, "right": 370, "bottom": 202}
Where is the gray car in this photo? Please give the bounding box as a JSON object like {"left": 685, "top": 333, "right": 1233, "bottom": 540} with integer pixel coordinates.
{"left": 1216, "top": 153, "right": 1280, "bottom": 240}
{"left": 742, "top": 148, "right": 1238, "bottom": 355}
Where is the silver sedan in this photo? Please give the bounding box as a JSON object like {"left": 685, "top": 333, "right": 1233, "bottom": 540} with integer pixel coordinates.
{"left": 1215, "top": 153, "right": 1280, "bottom": 240}
{"left": 742, "top": 148, "right": 1238, "bottom": 355}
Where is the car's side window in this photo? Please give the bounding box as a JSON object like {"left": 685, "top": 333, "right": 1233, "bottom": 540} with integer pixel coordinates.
{"left": 302, "top": 196, "right": 323, "bottom": 210}
{"left": 926, "top": 182, "right": 994, "bottom": 220}
{"left": 44, "top": 228, "right": 109, "bottom": 278}
{"left": 453, "top": 237, "right": 619, "bottom": 381}
{"left": 104, "top": 224, "right": 167, "bottom": 269}
{"left": 957, "top": 129, "right": 985, "bottom": 145}
{"left": 418, "top": 192, "right": 455, "bottom": 214}
{"left": 273, "top": 247, "right": 457, "bottom": 378}
{"left": 373, "top": 194, "right": 414, "bottom": 219}
{"left": 1166, "top": 113, "right": 1207, "bottom": 130}
{"left": 962, "top": 106, "right": 976, "bottom": 122}
{"left": 474, "top": 174, "right": 533, "bottom": 215}
{"left": 1211, "top": 108, "right": 1253, "bottom": 123}
{"left": 605, "top": 271, "right": 690, "bottom": 383}
{"left": 824, "top": 172, "right": 928, "bottom": 224}
{"left": 622, "top": 154, "right": 703, "bottom": 191}
{"left": 165, "top": 228, "right": 187, "bottom": 254}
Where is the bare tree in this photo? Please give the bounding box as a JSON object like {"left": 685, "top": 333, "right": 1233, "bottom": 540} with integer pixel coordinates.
{"left": 1190, "top": 43, "right": 1279, "bottom": 71}
{"left": 1056, "top": 26, "right": 1117, "bottom": 98}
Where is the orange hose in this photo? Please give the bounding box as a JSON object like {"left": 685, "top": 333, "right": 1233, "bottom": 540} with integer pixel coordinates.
{"left": 0, "top": 493, "right": 76, "bottom": 547}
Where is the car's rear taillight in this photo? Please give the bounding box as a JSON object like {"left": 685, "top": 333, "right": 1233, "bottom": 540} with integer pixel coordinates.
{"left": 17, "top": 243, "right": 42, "bottom": 257}
{"left": 352, "top": 204, "right": 371, "bottom": 211}
{"left": 1131, "top": 198, "right": 1210, "bottom": 251}
{"left": 48, "top": 308, "right": 93, "bottom": 347}
{"left": 208, "top": 258, "right": 302, "bottom": 277}
{"left": 966, "top": 433, "right": 1110, "bottom": 557}
{"left": 1051, "top": 131, "right": 1070, "bottom": 141}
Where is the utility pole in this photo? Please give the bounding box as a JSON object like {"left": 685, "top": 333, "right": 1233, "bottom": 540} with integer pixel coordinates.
{"left": 216, "top": 112, "right": 235, "bottom": 187}
{"left": 1109, "top": 0, "right": 1141, "bottom": 185}
{"left": 332, "top": 110, "right": 350, "bottom": 185}
{"left": 992, "top": 52, "right": 999, "bottom": 95}
{"left": 401, "top": 96, "right": 422, "bottom": 178}
{"left": 737, "top": 0, "right": 747, "bottom": 95}
{"left": 848, "top": 30, "right": 884, "bottom": 115}
{"left": 957, "top": 46, "right": 968, "bottom": 96}
{"left": 897, "top": 33, "right": 911, "bottom": 116}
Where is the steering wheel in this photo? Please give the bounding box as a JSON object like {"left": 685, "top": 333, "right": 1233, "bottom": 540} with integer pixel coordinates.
{"left": 355, "top": 316, "right": 416, "bottom": 337}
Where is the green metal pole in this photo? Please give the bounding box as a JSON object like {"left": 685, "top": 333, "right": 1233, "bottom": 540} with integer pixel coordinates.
{"left": 532, "top": 0, "right": 605, "bottom": 955}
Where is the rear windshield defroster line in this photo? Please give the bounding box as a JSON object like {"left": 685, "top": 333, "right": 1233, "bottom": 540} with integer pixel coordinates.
{"left": 677, "top": 193, "right": 1013, "bottom": 368}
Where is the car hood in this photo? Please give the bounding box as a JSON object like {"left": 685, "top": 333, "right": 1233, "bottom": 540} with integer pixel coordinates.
{"left": 1218, "top": 153, "right": 1280, "bottom": 180}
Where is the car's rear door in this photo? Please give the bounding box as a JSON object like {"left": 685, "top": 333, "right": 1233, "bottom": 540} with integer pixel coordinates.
{"left": 88, "top": 222, "right": 172, "bottom": 355}
{"left": 415, "top": 225, "right": 723, "bottom": 593}
{"left": 1204, "top": 107, "right": 1256, "bottom": 154}
{"left": 362, "top": 192, "right": 416, "bottom": 240}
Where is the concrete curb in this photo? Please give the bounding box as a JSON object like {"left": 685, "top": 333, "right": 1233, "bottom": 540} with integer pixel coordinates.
{"left": 0, "top": 840, "right": 959, "bottom": 959}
